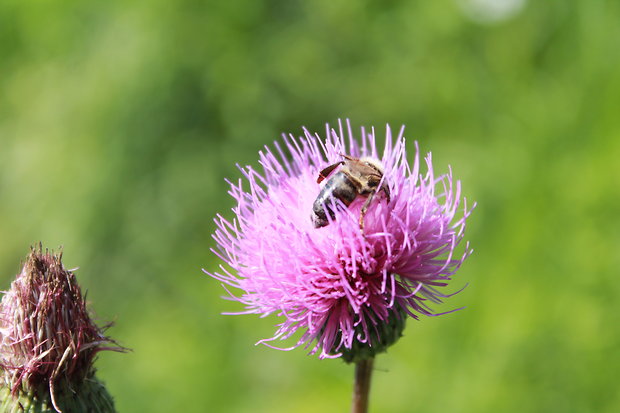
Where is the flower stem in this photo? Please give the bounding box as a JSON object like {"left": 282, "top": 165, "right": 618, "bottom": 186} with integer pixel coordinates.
{"left": 351, "top": 357, "right": 374, "bottom": 413}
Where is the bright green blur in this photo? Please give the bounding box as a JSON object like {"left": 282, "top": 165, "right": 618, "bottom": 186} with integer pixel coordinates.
{"left": 1, "top": 1, "right": 618, "bottom": 412}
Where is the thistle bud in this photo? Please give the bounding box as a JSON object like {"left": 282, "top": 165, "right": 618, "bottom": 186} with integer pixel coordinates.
{"left": 0, "top": 246, "right": 122, "bottom": 413}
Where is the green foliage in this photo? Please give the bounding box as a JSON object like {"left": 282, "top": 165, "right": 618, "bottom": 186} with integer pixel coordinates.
{"left": 1, "top": 1, "right": 619, "bottom": 412}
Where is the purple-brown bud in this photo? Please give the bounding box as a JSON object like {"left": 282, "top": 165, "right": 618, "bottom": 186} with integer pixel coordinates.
{"left": 0, "top": 246, "right": 122, "bottom": 412}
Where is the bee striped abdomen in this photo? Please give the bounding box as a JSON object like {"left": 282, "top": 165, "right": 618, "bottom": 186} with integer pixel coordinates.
{"left": 312, "top": 172, "right": 357, "bottom": 228}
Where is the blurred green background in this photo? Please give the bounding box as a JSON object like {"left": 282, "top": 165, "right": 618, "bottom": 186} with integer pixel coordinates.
{"left": 1, "top": 0, "right": 619, "bottom": 412}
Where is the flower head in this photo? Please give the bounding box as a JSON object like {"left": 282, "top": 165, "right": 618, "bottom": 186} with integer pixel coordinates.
{"left": 207, "top": 121, "right": 474, "bottom": 361}
{"left": 0, "top": 246, "right": 121, "bottom": 412}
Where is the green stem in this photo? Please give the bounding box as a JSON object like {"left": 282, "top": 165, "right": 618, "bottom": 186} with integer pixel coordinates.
{"left": 351, "top": 357, "right": 374, "bottom": 413}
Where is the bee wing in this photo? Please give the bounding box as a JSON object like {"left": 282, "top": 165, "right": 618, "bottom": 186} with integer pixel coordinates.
{"left": 317, "top": 161, "right": 344, "bottom": 183}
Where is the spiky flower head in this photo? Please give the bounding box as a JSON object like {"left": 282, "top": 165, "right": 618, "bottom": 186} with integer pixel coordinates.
{"left": 207, "top": 120, "right": 474, "bottom": 361}
{"left": 0, "top": 246, "right": 121, "bottom": 412}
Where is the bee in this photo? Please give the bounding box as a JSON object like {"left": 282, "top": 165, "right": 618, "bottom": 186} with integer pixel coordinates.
{"left": 312, "top": 155, "right": 391, "bottom": 230}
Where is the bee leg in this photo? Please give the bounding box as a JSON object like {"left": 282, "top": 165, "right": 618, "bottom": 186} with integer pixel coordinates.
{"left": 359, "top": 190, "right": 376, "bottom": 233}
{"left": 381, "top": 182, "right": 391, "bottom": 203}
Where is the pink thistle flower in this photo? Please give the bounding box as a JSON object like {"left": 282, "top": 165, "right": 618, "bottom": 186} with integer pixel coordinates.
{"left": 207, "top": 120, "right": 474, "bottom": 361}
{"left": 0, "top": 246, "right": 122, "bottom": 412}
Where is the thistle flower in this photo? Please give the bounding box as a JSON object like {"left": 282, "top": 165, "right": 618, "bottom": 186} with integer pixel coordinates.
{"left": 0, "top": 246, "right": 122, "bottom": 413}
{"left": 207, "top": 120, "right": 474, "bottom": 362}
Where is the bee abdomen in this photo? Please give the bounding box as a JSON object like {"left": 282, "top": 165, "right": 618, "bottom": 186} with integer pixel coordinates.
{"left": 312, "top": 172, "right": 357, "bottom": 228}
